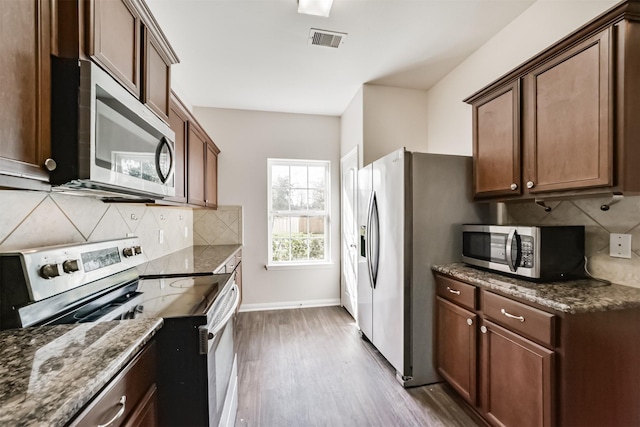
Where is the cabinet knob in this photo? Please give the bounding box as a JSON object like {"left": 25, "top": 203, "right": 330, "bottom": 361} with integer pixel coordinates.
{"left": 526, "top": 181, "right": 535, "bottom": 189}
{"left": 510, "top": 183, "right": 518, "bottom": 191}
{"left": 480, "top": 325, "right": 488, "bottom": 334}
{"left": 466, "top": 318, "right": 473, "bottom": 326}
{"left": 44, "top": 158, "right": 57, "bottom": 171}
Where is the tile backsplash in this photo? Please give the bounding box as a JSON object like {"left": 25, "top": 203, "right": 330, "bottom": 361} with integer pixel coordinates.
{"left": 504, "top": 195, "right": 640, "bottom": 289}
{"left": 0, "top": 190, "right": 193, "bottom": 261}
{"left": 193, "top": 206, "right": 243, "bottom": 245}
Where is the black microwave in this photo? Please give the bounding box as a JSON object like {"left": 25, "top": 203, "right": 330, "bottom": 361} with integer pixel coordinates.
{"left": 461, "top": 225, "right": 585, "bottom": 280}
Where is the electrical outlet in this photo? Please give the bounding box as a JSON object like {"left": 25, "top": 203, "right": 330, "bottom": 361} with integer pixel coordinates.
{"left": 184, "top": 226, "right": 188, "bottom": 238}
{"left": 610, "top": 233, "right": 632, "bottom": 258}
{"left": 159, "top": 229, "right": 164, "bottom": 244}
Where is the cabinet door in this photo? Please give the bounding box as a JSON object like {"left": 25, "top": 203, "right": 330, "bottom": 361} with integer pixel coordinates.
{"left": 205, "top": 140, "right": 219, "bottom": 208}
{"left": 167, "top": 94, "right": 188, "bottom": 203}
{"left": 0, "top": 0, "right": 51, "bottom": 184}
{"left": 143, "top": 27, "right": 171, "bottom": 121}
{"left": 524, "top": 29, "right": 611, "bottom": 194}
{"left": 187, "top": 125, "right": 206, "bottom": 206}
{"left": 89, "top": 0, "right": 141, "bottom": 97}
{"left": 472, "top": 80, "right": 521, "bottom": 199}
{"left": 480, "top": 320, "right": 554, "bottom": 427}
{"left": 436, "top": 297, "right": 477, "bottom": 405}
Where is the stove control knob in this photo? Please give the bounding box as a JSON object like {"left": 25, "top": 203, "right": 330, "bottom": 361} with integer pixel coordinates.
{"left": 134, "top": 246, "right": 142, "bottom": 255}
{"left": 63, "top": 259, "right": 80, "bottom": 273}
{"left": 40, "top": 263, "right": 61, "bottom": 279}
{"left": 123, "top": 247, "right": 134, "bottom": 258}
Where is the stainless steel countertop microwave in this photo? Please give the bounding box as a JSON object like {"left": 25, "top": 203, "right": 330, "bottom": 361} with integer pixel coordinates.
{"left": 462, "top": 224, "right": 585, "bottom": 280}
{"left": 49, "top": 58, "right": 175, "bottom": 200}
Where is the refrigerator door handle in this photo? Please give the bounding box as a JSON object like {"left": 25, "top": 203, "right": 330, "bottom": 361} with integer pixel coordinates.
{"left": 366, "top": 191, "right": 375, "bottom": 288}
{"left": 370, "top": 192, "right": 380, "bottom": 288}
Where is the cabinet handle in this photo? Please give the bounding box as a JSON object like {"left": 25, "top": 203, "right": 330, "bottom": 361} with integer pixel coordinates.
{"left": 480, "top": 325, "right": 488, "bottom": 334}
{"left": 97, "top": 395, "right": 126, "bottom": 427}
{"left": 466, "top": 318, "right": 473, "bottom": 326}
{"left": 501, "top": 308, "right": 525, "bottom": 322}
{"left": 44, "top": 158, "right": 57, "bottom": 171}
{"left": 446, "top": 286, "right": 461, "bottom": 296}
{"left": 526, "top": 181, "right": 535, "bottom": 189}
{"left": 510, "top": 183, "right": 518, "bottom": 191}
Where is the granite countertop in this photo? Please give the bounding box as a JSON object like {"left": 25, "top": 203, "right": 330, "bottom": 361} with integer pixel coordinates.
{"left": 137, "top": 244, "right": 242, "bottom": 278}
{"left": 432, "top": 263, "right": 640, "bottom": 314}
{"left": 0, "top": 319, "right": 163, "bottom": 426}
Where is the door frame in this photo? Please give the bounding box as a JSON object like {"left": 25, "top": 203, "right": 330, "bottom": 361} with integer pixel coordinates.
{"left": 340, "top": 147, "right": 358, "bottom": 319}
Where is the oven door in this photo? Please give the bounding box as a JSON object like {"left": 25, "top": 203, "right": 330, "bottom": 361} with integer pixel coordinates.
{"left": 199, "top": 282, "right": 240, "bottom": 426}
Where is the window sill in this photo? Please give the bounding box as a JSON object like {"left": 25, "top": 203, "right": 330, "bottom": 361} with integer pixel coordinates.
{"left": 265, "top": 262, "right": 334, "bottom": 271}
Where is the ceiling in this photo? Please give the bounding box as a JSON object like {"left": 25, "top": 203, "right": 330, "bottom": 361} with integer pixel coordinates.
{"left": 146, "top": 0, "right": 536, "bottom": 116}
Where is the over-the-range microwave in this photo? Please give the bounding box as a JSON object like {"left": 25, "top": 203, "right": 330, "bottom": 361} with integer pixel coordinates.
{"left": 49, "top": 57, "right": 175, "bottom": 200}
{"left": 461, "top": 225, "right": 585, "bottom": 281}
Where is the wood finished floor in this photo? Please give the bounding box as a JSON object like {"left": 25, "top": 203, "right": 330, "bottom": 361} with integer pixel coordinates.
{"left": 235, "top": 306, "right": 484, "bottom": 427}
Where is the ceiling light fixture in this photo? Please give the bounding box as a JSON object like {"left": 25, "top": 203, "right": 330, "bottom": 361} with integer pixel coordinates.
{"left": 298, "top": 0, "right": 334, "bottom": 17}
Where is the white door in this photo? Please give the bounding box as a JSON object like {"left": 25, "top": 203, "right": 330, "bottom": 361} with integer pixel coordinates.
{"left": 340, "top": 148, "right": 358, "bottom": 319}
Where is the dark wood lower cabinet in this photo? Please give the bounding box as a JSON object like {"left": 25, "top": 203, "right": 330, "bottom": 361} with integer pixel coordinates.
{"left": 69, "top": 340, "right": 157, "bottom": 427}
{"left": 436, "top": 297, "right": 476, "bottom": 405}
{"left": 480, "top": 319, "right": 553, "bottom": 427}
{"left": 434, "top": 272, "right": 640, "bottom": 427}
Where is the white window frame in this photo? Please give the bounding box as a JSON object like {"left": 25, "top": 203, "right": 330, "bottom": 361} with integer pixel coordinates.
{"left": 267, "top": 158, "right": 331, "bottom": 269}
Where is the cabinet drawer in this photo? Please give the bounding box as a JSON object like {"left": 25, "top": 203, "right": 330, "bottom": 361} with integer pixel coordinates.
{"left": 482, "top": 291, "right": 555, "bottom": 348}
{"left": 69, "top": 340, "right": 157, "bottom": 427}
{"left": 435, "top": 274, "right": 476, "bottom": 311}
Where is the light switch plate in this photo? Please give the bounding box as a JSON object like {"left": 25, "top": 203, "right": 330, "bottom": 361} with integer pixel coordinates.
{"left": 610, "top": 233, "right": 632, "bottom": 258}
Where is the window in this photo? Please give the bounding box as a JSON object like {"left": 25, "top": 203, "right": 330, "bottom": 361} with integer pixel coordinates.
{"left": 268, "top": 159, "right": 330, "bottom": 266}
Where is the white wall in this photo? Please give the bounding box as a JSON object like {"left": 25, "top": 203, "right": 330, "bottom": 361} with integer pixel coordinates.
{"left": 193, "top": 107, "right": 341, "bottom": 310}
{"left": 425, "top": 0, "right": 618, "bottom": 156}
{"left": 340, "top": 86, "right": 363, "bottom": 164}
{"left": 362, "top": 85, "right": 429, "bottom": 165}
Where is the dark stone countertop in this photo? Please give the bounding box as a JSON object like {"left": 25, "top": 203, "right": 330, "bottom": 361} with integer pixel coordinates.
{"left": 137, "top": 244, "right": 242, "bottom": 278}
{"left": 0, "top": 319, "right": 163, "bottom": 426}
{"left": 432, "top": 263, "right": 640, "bottom": 314}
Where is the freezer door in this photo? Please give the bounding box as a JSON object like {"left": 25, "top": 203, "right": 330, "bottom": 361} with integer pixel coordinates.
{"left": 372, "top": 149, "right": 407, "bottom": 375}
{"left": 357, "top": 164, "right": 373, "bottom": 340}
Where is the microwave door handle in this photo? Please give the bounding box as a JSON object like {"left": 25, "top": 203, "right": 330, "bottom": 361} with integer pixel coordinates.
{"left": 505, "top": 229, "right": 518, "bottom": 272}
{"left": 155, "top": 136, "right": 174, "bottom": 184}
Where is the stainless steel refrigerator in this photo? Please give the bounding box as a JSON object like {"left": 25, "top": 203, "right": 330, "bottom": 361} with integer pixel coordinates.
{"left": 357, "top": 148, "right": 487, "bottom": 387}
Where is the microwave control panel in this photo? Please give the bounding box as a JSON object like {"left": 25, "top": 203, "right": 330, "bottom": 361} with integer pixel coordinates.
{"left": 519, "top": 235, "right": 534, "bottom": 268}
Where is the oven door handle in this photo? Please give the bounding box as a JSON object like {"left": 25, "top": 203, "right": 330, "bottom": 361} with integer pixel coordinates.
{"left": 198, "top": 283, "right": 240, "bottom": 354}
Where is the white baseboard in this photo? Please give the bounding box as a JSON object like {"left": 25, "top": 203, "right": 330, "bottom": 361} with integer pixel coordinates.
{"left": 239, "top": 298, "right": 341, "bottom": 312}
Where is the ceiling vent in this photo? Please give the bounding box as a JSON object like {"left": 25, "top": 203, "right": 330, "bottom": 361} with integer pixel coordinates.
{"left": 308, "top": 28, "right": 347, "bottom": 48}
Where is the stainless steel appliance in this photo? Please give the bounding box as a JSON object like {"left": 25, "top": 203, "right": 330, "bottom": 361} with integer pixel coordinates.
{"left": 462, "top": 224, "right": 585, "bottom": 280}
{"left": 0, "top": 238, "right": 239, "bottom": 427}
{"left": 50, "top": 58, "right": 175, "bottom": 200}
{"left": 357, "top": 148, "right": 488, "bottom": 387}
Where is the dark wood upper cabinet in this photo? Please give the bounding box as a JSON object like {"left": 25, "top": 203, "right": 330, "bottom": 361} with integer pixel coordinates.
{"left": 465, "top": 2, "right": 640, "bottom": 201}
{"left": 205, "top": 140, "right": 219, "bottom": 208}
{"left": 187, "top": 124, "right": 207, "bottom": 207}
{"left": 0, "top": 0, "right": 51, "bottom": 190}
{"left": 55, "top": 0, "right": 178, "bottom": 122}
{"left": 143, "top": 27, "right": 172, "bottom": 120}
{"left": 472, "top": 81, "right": 521, "bottom": 198}
{"left": 169, "top": 92, "right": 220, "bottom": 209}
{"left": 89, "top": 0, "right": 142, "bottom": 97}
{"left": 523, "top": 29, "right": 611, "bottom": 194}
{"left": 166, "top": 93, "right": 188, "bottom": 203}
